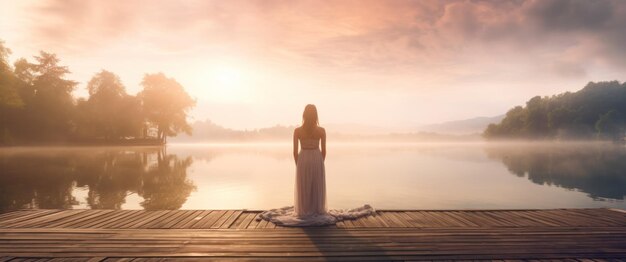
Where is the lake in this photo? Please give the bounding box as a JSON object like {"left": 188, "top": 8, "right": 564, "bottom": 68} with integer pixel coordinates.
{"left": 1, "top": 142, "right": 624, "bottom": 212}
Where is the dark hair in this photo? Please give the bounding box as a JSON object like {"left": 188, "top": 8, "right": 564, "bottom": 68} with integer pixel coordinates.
{"left": 302, "top": 104, "right": 319, "bottom": 136}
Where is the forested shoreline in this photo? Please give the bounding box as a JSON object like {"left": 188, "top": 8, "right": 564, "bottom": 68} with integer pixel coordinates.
{"left": 4, "top": 38, "right": 625, "bottom": 145}
{"left": 484, "top": 81, "right": 626, "bottom": 141}
{"left": 0, "top": 41, "right": 195, "bottom": 146}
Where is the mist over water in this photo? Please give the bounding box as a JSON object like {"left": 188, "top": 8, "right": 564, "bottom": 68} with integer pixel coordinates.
{"left": 0, "top": 142, "right": 624, "bottom": 211}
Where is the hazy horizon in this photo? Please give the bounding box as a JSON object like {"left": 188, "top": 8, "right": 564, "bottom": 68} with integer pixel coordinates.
{"left": 2, "top": 0, "right": 626, "bottom": 130}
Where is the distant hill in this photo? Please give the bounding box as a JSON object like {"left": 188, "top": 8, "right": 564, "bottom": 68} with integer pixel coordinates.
{"left": 172, "top": 119, "right": 482, "bottom": 142}
{"left": 324, "top": 123, "right": 400, "bottom": 135}
{"left": 417, "top": 115, "right": 504, "bottom": 135}
{"left": 172, "top": 120, "right": 294, "bottom": 142}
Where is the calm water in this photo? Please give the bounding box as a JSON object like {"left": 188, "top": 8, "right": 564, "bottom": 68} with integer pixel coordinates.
{"left": 1, "top": 142, "right": 625, "bottom": 212}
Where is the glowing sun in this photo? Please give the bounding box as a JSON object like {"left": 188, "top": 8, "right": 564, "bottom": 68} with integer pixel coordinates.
{"left": 192, "top": 64, "right": 253, "bottom": 102}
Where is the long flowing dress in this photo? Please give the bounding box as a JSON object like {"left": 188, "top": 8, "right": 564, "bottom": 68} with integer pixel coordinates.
{"left": 259, "top": 137, "right": 374, "bottom": 226}
{"left": 294, "top": 137, "right": 327, "bottom": 217}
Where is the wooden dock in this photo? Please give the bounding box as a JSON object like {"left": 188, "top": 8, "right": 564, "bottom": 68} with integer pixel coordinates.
{"left": 0, "top": 208, "right": 625, "bottom": 261}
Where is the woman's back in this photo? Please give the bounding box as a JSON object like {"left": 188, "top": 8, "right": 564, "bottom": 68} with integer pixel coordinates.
{"left": 298, "top": 126, "right": 324, "bottom": 149}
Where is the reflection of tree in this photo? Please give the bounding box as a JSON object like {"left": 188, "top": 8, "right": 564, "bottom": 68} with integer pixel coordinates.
{"left": 0, "top": 148, "right": 195, "bottom": 212}
{"left": 486, "top": 144, "right": 626, "bottom": 200}
{"left": 139, "top": 153, "right": 195, "bottom": 210}
{"left": 75, "top": 151, "right": 145, "bottom": 209}
{"left": 0, "top": 153, "right": 78, "bottom": 211}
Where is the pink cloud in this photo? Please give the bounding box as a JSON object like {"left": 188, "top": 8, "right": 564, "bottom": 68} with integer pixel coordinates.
{"left": 14, "top": 0, "right": 626, "bottom": 77}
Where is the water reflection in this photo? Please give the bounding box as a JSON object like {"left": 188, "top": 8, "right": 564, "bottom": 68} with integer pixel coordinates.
{"left": 0, "top": 143, "right": 624, "bottom": 211}
{"left": 485, "top": 143, "right": 626, "bottom": 200}
{"left": 0, "top": 147, "right": 194, "bottom": 212}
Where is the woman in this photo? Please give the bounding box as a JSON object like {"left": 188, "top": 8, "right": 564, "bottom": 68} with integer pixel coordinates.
{"left": 259, "top": 104, "right": 374, "bottom": 226}
{"left": 293, "top": 104, "right": 327, "bottom": 217}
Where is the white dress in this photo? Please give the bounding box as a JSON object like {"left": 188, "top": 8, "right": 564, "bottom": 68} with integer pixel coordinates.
{"left": 259, "top": 137, "right": 375, "bottom": 226}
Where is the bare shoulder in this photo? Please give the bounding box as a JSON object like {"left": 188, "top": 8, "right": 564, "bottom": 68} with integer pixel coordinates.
{"left": 294, "top": 127, "right": 301, "bottom": 136}
{"left": 318, "top": 126, "right": 326, "bottom": 135}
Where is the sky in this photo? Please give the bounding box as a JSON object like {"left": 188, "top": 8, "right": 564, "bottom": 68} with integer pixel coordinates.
{"left": 1, "top": 0, "right": 625, "bottom": 131}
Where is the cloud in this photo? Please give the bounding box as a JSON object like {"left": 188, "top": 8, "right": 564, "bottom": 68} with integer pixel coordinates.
{"left": 552, "top": 60, "right": 587, "bottom": 78}
{"left": 14, "top": 0, "right": 626, "bottom": 77}
{"left": 524, "top": 0, "right": 614, "bottom": 31}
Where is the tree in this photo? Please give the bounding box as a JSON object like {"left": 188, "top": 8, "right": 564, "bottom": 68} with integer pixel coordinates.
{"left": 0, "top": 40, "right": 23, "bottom": 144}
{"left": 15, "top": 51, "right": 77, "bottom": 142}
{"left": 0, "top": 41, "right": 22, "bottom": 109}
{"left": 139, "top": 73, "right": 195, "bottom": 143}
{"left": 484, "top": 81, "right": 626, "bottom": 140}
{"left": 524, "top": 96, "right": 549, "bottom": 137}
{"left": 595, "top": 110, "right": 624, "bottom": 141}
{"left": 0, "top": 41, "right": 196, "bottom": 145}
{"left": 81, "top": 70, "right": 143, "bottom": 140}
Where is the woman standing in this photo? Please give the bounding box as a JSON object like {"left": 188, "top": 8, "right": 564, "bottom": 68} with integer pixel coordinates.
{"left": 293, "top": 104, "right": 327, "bottom": 217}
{"left": 259, "top": 104, "right": 374, "bottom": 226}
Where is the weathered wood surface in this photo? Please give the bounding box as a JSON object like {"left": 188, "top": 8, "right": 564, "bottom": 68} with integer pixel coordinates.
{"left": 0, "top": 208, "right": 625, "bottom": 261}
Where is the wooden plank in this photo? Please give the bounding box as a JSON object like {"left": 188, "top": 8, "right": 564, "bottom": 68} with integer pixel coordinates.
{"left": 428, "top": 211, "right": 467, "bottom": 227}
{"left": 346, "top": 215, "right": 366, "bottom": 228}
{"left": 0, "top": 211, "right": 36, "bottom": 221}
{"left": 85, "top": 258, "right": 106, "bottom": 262}
{"left": 211, "top": 210, "right": 235, "bottom": 229}
{"left": 115, "top": 210, "right": 168, "bottom": 228}
{"left": 389, "top": 211, "right": 413, "bottom": 227}
{"left": 401, "top": 211, "right": 430, "bottom": 227}
{"left": 246, "top": 213, "right": 262, "bottom": 229}
{"left": 390, "top": 212, "right": 417, "bottom": 227}
{"left": 152, "top": 210, "right": 194, "bottom": 229}
{"left": 169, "top": 210, "right": 202, "bottom": 229}
{"left": 0, "top": 210, "right": 62, "bottom": 227}
{"left": 255, "top": 216, "right": 270, "bottom": 229}
{"left": 478, "top": 211, "right": 518, "bottom": 227}
{"left": 376, "top": 212, "right": 402, "bottom": 227}
{"left": 524, "top": 210, "right": 574, "bottom": 227}
{"left": 586, "top": 209, "right": 626, "bottom": 226}
{"left": 76, "top": 210, "right": 134, "bottom": 229}
{"left": 228, "top": 212, "right": 249, "bottom": 229}
{"left": 264, "top": 216, "right": 277, "bottom": 229}
{"left": 190, "top": 210, "right": 221, "bottom": 229}
{"left": 542, "top": 210, "right": 588, "bottom": 227}
{"left": 7, "top": 210, "right": 85, "bottom": 228}
{"left": 200, "top": 210, "right": 229, "bottom": 229}
{"left": 417, "top": 211, "right": 448, "bottom": 227}
{"left": 561, "top": 209, "right": 603, "bottom": 226}
{"left": 220, "top": 210, "right": 243, "bottom": 228}
{"left": 593, "top": 209, "right": 626, "bottom": 225}
{"left": 369, "top": 213, "right": 391, "bottom": 227}
{"left": 0, "top": 210, "right": 47, "bottom": 223}
{"left": 89, "top": 211, "right": 138, "bottom": 229}
{"left": 341, "top": 219, "right": 356, "bottom": 228}
{"left": 447, "top": 211, "right": 481, "bottom": 227}
{"left": 177, "top": 210, "right": 212, "bottom": 229}
{"left": 98, "top": 210, "right": 144, "bottom": 228}
{"left": 357, "top": 214, "right": 378, "bottom": 228}
{"left": 55, "top": 259, "right": 90, "bottom": 262}
{"left": 462, "top": 210, "right": 505, "bottom": 227}
{"left": 47, "top": 210, "right": 115, "bottom": 228}
{"left": 235, "top": 213, "right": 256, "bottom": 229}
{"left": 512, "top": 211, "right": 560, "bottom": 227}
{"left": 498, "top": 211, "right": 545, "bottom": 227}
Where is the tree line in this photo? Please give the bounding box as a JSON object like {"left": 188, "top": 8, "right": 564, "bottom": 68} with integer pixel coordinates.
{"left": 484, "top": 81, "right": 626, "bottom": 141}
{"left": 0, "top": 40, "right": 195, "bottom": 145}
